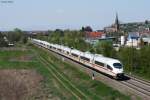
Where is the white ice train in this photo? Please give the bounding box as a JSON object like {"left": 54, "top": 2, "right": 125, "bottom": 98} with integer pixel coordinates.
{"left": 32, "top": 39, "right": 124, "bottom": 79}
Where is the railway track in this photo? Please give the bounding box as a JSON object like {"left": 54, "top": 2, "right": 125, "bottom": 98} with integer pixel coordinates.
{"left": 120, "top": 75, "right": 150, "bottom": 99}
{"left": 120, "top": 77, "right": 150, "bottom": 98}
{"left": 37, "top": 51, "right": 89, "bottom": 100}
{"left": 126, "top": 74, "right": 150, "bottom": 86}
{"left": 33, "top": 44, "right": 150, "bottom": 99}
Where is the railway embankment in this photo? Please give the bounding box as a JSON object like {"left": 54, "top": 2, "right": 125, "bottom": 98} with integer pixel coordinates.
{"left": 35, "top": 44, "right": 150, "bottom": 100}
{"left": 32, "top": 44, "right": 130, "bottom": 100}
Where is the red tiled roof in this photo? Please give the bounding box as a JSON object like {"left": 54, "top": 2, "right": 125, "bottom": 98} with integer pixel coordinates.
{"left": 88, "top": 32, "right": 104, "bottom": 38}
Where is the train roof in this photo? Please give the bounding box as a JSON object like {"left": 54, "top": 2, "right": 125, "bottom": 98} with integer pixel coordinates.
{"left": 80, "top": 52, "right": 94, "bottom": 59}
{"left": 35, "top": 39, "right": 49, "bottom": 45}
{"left": 52, "top": 44, "right": 59, "bottom": 48}
{"left": 94, "top": 55, "right": 121, "bottom": 65}
{"left": 42, "top": 41, "right": 50, "bottom": 45}
{"left": 62, "top": 46, "right": 71, "bottom": 52}
{"left": 71, "top": 49, "right": 83, "bottom": 55}
{"left": 33, "top": 39, "right": 41, "bottom": 42}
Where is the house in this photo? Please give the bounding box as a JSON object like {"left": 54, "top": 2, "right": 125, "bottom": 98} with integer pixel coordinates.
{"left": 86, "top": 31, "right": 106, "bottom": 40}
{"left": 85, "top": 31, "right": 106, "bottom": 45}
{"left": 141, "top": 33, "right": 150, "bottom": 45}
{"left": 126, "top": 32, "right": 140, "bottom": 47}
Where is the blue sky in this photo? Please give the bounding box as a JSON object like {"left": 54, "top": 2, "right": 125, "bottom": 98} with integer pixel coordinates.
{"left": 0, "top": 0, "right": 149, "bottom": 31}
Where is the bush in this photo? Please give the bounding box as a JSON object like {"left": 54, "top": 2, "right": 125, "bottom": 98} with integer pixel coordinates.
{"left": 118, "top": 46, "right": 150, "bottom": 79}
{"left": 94, "top": 41, "right": 117, "bottom": 58}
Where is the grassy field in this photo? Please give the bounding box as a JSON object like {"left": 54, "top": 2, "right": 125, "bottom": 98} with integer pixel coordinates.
{"left": 0, "top": 45, "right": 131, "bottom": 100}
{"left": 0, "top": 48, "right": 62, "bottom": 99}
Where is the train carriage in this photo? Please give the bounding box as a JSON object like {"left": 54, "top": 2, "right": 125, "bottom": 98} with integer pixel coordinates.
{"left": 62, "top": 46, "right": 72, "bottom": 56}
{"left": 31, "top": 38, "right": 124, "bottom": 79}
{"left": 80, "top": 52, "right": 94, "bottom": 67}
{"left": 70, "top": 49, "right": 83, "bottom": 62}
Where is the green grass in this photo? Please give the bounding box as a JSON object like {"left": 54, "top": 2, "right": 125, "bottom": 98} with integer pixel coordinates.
{"left": 0, "top": 48, "right": 70, "bottom": 99}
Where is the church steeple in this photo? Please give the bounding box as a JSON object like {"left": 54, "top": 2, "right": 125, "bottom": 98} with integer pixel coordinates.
{"left": 115, "top": 13, "right": 120, "bottom": 31}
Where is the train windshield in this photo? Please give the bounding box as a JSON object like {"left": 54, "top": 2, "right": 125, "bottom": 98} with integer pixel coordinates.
{"left": 113, "top": 63, "right": 122, "bottom": 69}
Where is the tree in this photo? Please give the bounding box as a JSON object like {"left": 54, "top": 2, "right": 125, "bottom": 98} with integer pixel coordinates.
{"left": 145, "top": 20, "right": 149, "bottom": 24}
{"left": 22, "top": 34, "right": 28, "bottom": 44}
{"left": 81, "top": 27, "right": 85, "bottom": 32}
{"left": 83, "top": 26, "right": 93, "bottom": 32}
{"left": 118, "top": 47, "right": 139, "bottom": 72}
{"left": 6, "top": 28, "right": 23, "bottom": 43}
{"left": 94, "top": 41, "right": 116, "bottom": 57}
{"left": 13, "top": 28, "right": 23, "bottom": 42}
{"left": 139, "top": 46, "right": 150, "bottom": 74}
{"left": 0, "top": 32, "right": 8, "bottom": 47}
{"left": 5, "top": 28, "right": 28, "bottom": 44}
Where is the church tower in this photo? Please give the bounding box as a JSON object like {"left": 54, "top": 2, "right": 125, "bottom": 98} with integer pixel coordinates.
{"left": 115, "top": 13, "right": 120, "bottom": 31}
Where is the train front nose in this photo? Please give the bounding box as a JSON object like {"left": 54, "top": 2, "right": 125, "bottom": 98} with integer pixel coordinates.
{"left": 114, "top": 68, "right": 123, "bottom": 74}
{"left": 113, "top": 68, "right": 124, "bottom": 78}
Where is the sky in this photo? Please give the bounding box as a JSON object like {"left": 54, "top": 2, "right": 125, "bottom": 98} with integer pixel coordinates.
{"left": 0, "top": 0, "right": 150, "bottom": 31}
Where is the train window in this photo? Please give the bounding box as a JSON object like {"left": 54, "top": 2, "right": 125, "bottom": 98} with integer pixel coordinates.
{"left": 107, "top": 65, "right": 113, "bottom": 70}
{"left": 80, "top": 56, "right": 90, "bottom": 62}
{"left": 113, "top": 63, "right": 122, "bottom": 69}
{"left": 95, "top": 61, "right": 104, "bottom": 67}
{"left": 58, "top": 49, "right": 61, "bottom": 51}
{"left": 67, "top": 51, "right": 69, "bottom": 54}
{"left": 71, "top": 53, "right": 78, "bottom": 57}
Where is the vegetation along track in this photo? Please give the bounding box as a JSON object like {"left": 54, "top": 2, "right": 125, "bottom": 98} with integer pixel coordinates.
{"left": 42, "top": 47, "right": 150, "bottom": 98}
{"left": 42, "top": 49, "right": 150, "bottom": 99}
{"left": 37, "top": 51, "right": 89, "bottom": 100}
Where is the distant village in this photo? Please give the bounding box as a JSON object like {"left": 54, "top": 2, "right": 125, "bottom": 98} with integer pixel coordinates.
{"left": 84, "top": 14, "right": 150, "bottom": 49}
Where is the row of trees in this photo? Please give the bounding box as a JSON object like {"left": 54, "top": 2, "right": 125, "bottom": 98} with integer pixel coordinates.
{"left": 0, "top": 28, "right": 28, "bottom": 47}
{"left": 37, "top": 29, "right": 92, "bottom": 52}
{"left": 6, "top": 28, "right": 28, "bottom": 44}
